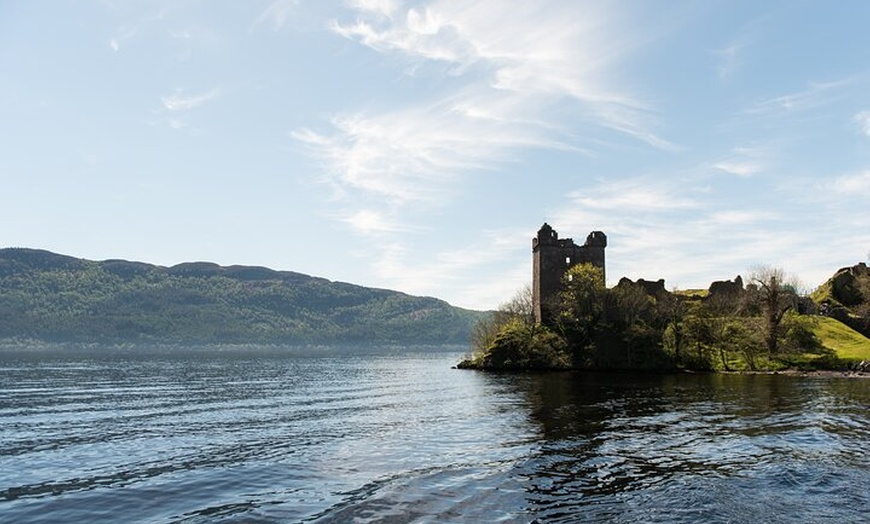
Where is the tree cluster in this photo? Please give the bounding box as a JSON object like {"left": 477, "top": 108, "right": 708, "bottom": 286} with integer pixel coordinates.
{"left": 462, "top": 263, "right": 824, "bottom": 371}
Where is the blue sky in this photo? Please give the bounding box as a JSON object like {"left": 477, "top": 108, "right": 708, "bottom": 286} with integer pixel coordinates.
{"left": 2, "top": 1, "right": 869, "bottom": 310}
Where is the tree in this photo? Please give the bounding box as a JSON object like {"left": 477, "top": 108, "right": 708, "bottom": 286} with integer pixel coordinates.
{"left": 609, "top": 281, "right": 656, "bottom": 367}
{"left": 500, "top": 284, "right": 535, "bottom": 325}
{"left": 469, "top": 285, "right": 534, "bottom": 358}
{"left": 475, "top": 320, "right": 571, "bottom": 370}
{"left": 721, "top": 318, "right": 762, "bottom": 370}
{"left": 658, "top": 290, "right": 688, "bottom": 364}
{"left": 556, "top": 263, "right": 607, "bottom": 359}
{"left": 748, "top": 265, "right": 800, "bottom": 355}
{"left": 462, "top": 284, "right": 571, "bottom": 370}
{"left": 682, "top": 302, "right": 720, "bottom": 370}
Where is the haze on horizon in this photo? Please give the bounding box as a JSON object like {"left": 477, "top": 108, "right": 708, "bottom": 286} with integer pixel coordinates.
{"left": 2, "top": 1, "right": 869, "bottom": 310}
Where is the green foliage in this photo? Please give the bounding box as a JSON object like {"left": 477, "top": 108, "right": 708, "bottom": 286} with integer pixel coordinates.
{"left": 553, "top": 265, "right": 676, "bottom": 370}
{"left": 596, "top": 281, "right": 673, "bottom": 370}
{"left": 556, "top": 264, "right": 607, "bottom": 354}
{"left": 780, "top": 313, "right": 823, "bottom": 353}
{"left": 462, "top": 320, "right": 571, "bottom": 370}
{"left": 810, "top": 279, "right": 838, "bottom": 306}
{"left": 459, "top": 260, "right": 870, "bottom": 373}
{"left": 720, "top": 318, "right": 763, "bottom": 371}
{"left": 0, "top": 248, "right": 485, "bottom": 345}
{"left": 469, "top": 285, "right": 533, "bottom": 356}
{"left": 748, "top": 265, "right": 800, "bottom": 355}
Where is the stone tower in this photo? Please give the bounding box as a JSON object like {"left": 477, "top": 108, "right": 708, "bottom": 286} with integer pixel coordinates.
{"left": 532, "top": 223, "right": 606, "bottom": 324}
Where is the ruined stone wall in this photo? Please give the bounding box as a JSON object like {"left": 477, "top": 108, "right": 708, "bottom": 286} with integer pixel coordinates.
{"left": 708, "top": 275, "right": 744, "bottom": 298}
{"left": 616, "top": 277, "right": 669, "bottom": 298}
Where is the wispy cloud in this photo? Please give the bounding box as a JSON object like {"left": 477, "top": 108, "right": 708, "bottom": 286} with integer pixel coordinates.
{"left": 106, "top": 4, "right": 173, "bottom": 51}
{"left": 161, "top": 88, "right": 220, "bottom": 111}
{"left": 713, "top": 40, "right": 746, "bottom": 79}
{"left": 293, "top": 87, "right": 575, "bottom": 206}
{"left": 331, "top": 1, "right": 667, "bottom": 134}
{"left": 711, "top": 15, "right": 769, "bottom": 80}
{"left": 252, "top": 0, "right": 299, "bottom": 31}
{"left": 547, "top": 157, "right": 870, "bottom": 294}
{"left": 546, "top": 175, "right": 819, "bottom": 289}
{"left": 299, "top": 0, "right": 672, "bottom": 227}
{"left": 707, "top": 210, "right": 778, "bottom": 225}
{"left": 830, "top": 170, "right": 870, "bottom": 196}
{"left": 712, "top": 145, "right": 768, "bottom": 177}
{"left": 566, "top": 180, "right": 700, "bottom": 213}
{"left": 368, "top": 227, "right": 530, "bottom": 308}
{"left": 347, "top": 0, "right": 401, "bottom": 20}
{"left": 854, "top": 110, "right": 870, "bottom": 137}
{"left": 340, "top": 209, "right": 406, "bottom": 235}
{"left": 712, "top": 161, "right": 761, "bottom": 177}
{"left": 747, "top": 79, "right": 850, "bottom": 115}
{"left": 109, "top": 26, "right": 137, "bottom": 51}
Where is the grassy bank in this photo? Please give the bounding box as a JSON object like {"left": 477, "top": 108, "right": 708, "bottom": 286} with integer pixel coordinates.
{"left": 773, "top": 316, "right": 870, "bottom": 370}
{"left": 812, "top": 316, "right": 870, "bottom": 361}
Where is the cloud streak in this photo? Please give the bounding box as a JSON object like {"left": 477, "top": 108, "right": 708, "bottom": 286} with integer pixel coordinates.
{"left": 252, "top": 0, "right": 299, "bottom": 31}
{"left": 369, "top": 227, "right": 531, "bottom": 307}
{"left": 712, "top": 145, "right": 768, "bottom": 177}
{"left": 298, "top": 1, "right": 671, "bottom": 216}
{"left": 547, "top": 156, "right": 870, "bottom": 295}
{"left": 294, "top": 94, "right": 564, "bottom": 206}
{"left": 161, "top": 88, "right": 220, "bottom": 111}
{"left": 854, "top": 110, "right": 870, "bottom": 137}
{"left": 747, "top": 79, "right": 850, "bottom": 116}
{"left": 830, "top": 170, "right": 870, "bottom": 196}
{"left": 340, "top": 209, "right": 407, "bottom": 236}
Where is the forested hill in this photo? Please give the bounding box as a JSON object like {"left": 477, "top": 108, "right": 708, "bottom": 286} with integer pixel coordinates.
{"left": 0, "top": 248, "right": 486, "bottom": 346}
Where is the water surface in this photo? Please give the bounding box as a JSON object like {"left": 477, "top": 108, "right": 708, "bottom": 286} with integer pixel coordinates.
{"left": 1, "top": 348, "right": 867, "bottom": 523}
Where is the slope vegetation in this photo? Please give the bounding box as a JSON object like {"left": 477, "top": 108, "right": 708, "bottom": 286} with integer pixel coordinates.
{"left": 813, "top": 316, "right": 870, "bottom": 361}
{"left": 0, "top": 248, "right": 484, "bottom": 345}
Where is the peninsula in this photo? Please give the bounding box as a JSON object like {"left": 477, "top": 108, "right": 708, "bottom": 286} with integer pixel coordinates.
{"left": 459, "top": 223, "right": 870, "bottom": 372}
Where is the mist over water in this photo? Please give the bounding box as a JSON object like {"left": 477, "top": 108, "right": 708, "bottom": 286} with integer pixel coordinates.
{"left": 1, "top": 348, "right": 867, "bottom": 523}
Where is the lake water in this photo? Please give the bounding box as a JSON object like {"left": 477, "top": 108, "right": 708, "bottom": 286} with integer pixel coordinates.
{"left": 1, "top": 348, "right": 867, "bottom": 523}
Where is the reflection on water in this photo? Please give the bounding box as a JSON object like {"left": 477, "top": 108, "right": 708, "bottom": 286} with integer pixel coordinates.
{"left": 0, "top": 348, "right": 867, "bottom": 523}
{"left": 516, "top": 372, "right": 869, "bottom": 523}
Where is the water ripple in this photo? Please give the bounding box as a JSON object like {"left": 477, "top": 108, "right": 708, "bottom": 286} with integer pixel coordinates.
{"left": 1, "top": 350, "right": 867, "bottom": 523}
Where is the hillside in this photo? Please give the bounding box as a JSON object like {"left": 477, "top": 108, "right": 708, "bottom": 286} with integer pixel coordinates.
{"left": 0, "top": 248, "right": 486, "bottom": 346}
{"left": 813, "top": 316, "right": 870, "bottom": 362}
{"left": 810, "top": 262, "right": 870, "bottom": 337}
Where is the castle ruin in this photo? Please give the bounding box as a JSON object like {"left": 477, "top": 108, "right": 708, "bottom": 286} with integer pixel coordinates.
{"left": 532, "top": 223, "right": 606, "bottom": 324}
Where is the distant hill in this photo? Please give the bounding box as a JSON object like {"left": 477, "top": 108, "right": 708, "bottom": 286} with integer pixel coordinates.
{"left": 0, "top": 248, "right": 486, "bottom": 346}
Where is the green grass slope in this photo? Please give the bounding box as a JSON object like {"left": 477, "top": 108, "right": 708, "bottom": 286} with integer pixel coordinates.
{"left": 813, "top": 316, "right": 870, "bottom": 362}
{"left": 778, "top": 316, "right": 870, "bottom": 370}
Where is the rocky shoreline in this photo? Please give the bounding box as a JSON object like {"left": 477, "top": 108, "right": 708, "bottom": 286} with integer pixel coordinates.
{"left": 721, "top": 369, "right": 870, "bottom": 378}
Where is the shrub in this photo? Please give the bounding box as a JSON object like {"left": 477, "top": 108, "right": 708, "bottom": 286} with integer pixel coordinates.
{"left": 471, "top": 320, "right": 571, "bottom": 370}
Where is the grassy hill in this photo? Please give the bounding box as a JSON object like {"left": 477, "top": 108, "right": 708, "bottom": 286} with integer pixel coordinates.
{"left": 0, "top": 248, "right": 486, "bottom": 346}
{"left": 813, "top": 316, "right": 870, "bottom": 362}
{"left": 767, "top": 316, "right": 870, "bottom": 371}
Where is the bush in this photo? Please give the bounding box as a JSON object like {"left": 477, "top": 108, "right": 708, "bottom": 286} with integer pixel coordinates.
{"left": 465, "top": 320, "right": 571, "bottom": 370}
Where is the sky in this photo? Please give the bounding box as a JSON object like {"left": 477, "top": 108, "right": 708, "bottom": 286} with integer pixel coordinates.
{"left": 2, "top": 0, "right": 870, "bottom": 311}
